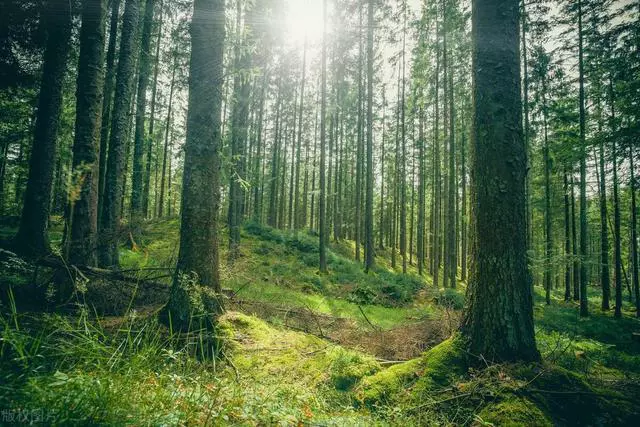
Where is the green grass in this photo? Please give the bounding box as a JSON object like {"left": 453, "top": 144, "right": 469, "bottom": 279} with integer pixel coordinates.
{"left": 2, "top": 218, "right": 639, "bottom": 425}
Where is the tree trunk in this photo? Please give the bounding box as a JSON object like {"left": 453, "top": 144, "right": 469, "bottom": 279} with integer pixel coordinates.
{"left": 561, "top": 170, "right": 570, "bottom": 301}
{"left": 577, "top": 0, "right": 589, "bottom": 317}
{"left": 164, "top": 0, "right": 225, "bottom": 328}
{"left": 13, "top": 0, "right": 72, "bottom": 258}
{"left": 598, "top": 139, "right": 611, "bottom": 310}
{"left": 66, "top": 0, "right": 107, "bottom": 267}
{"left": 146, "top": 0, "right": 164, "bottom": 218}
{"left": 228, "top": 0, "right": 253, "bottom": 260}
{"left": 98, "top": 0, "right": 140, "bottom": 267}
{"left": 98, "top": 0, "right": 121, "bottom": 225}
{"left": 130, "top": 0, "right": 155, "bottom": 224}
{"left": 417, "top": 103, "right": 425, "bottom": 276}
{"left": 542, "top": 81, "right": 551, "bottom": 306}
{"left": 461, "top": 0, "right": 539, "bottom": 362}
{"left": 319, "top": 0, "right": 328, "bottom": 273}
{"left": 364, "top": 0, "right": 375, "bottom": 272}
{"left": 158, "top": 52, "right": 176, "bottom": 218}
{"left": 399, "top": 0, "right": 407, "bottom": 274}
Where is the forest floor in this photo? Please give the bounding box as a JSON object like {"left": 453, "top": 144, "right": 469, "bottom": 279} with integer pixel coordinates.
{"left": 1, "top": 218, "right": 640, "bottom": 425}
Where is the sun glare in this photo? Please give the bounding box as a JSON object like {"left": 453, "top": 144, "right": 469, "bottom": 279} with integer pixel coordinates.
{"left": 284, "top": 0, "right": 325, "bottom": 45}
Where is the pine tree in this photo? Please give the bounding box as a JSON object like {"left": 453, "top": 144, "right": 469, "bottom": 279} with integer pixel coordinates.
{"left": 461, "top": 0, "right": 539, "bottom": 362}
{"left": 13, "top": 0, "right": 72, "bottom": 258}
{"left": 66, "top": 0, "right": 107, "bottom": 266}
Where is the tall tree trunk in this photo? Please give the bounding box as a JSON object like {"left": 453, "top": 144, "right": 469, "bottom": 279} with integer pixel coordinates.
{"left": 319, "top": 0, "right": 328, "bottom": 273}
{"left": 542, "top": 85, "right": 552, "bottom": 306}
{"left": 66, "top": 0, "right": 107, "bottom": 267}
{"left": 294, "top": 39, "right": 307, "bottom": 229}
{"left": 609, "top": 79, "right": 622, "bottom": 319}
{"left": 444, "top": 0, "right": 456, "bottom": 288}
{"left": 461, "top": 0, "right": 539, "bottom": 362}
{"left": 598, "top": 138, "right": 611, "bottom": 310}
{"left": 399, "top": 0, "right": 408, "bottom": 274}
{"left": 417, "top": 103, "right": 425, "bottom": 276}
{"left": 164, "top": 0, "right": 225, "bottom": 328}
{"left": 432, "top": 22, "right": 441, "bottom": 286}
{"left": 13, "top": 0, "right": 72, "bottom": 258}
{"left": 521, "top": 0, "right": 532, "bottom": 256}
{"left": 253, "top": 73, "right": 267, "bottom": 222}
{"left": 461, "top": 115, "right": 467, "bottom": 281}
{"left": 228, "top": 0, "right": 253, "bottom": 260}
{"left": 99, "top": 0, "right": 140, "bottom": 267}
{"left": 379, "top": 87, "right": 386, "bottom": 251}
{"left": 364, "top": 0, "right": 375, "bottom": 272}
{"left": 571, "top": 172, "right": 580, "bottom": 300}
{"left": 564, "top": 170, "right": 572, "bottom": 301}
{"left": 577, "top": 0, "right": 589, "bottom": 317}
{"left": 268, "top": 83, "right": 282, "bottom": 227}
{"left": 146, "top": 0, "right": 164, "bottom": 218}
{"left": 131, "top": 0, "right": 155, "bottom": 223}
{"left": 98, "top": 0, "right": 121, "bottom": 224}
{"left": 355, "top": 2, "right": 364, "bottom": 262}
{"left": 158, "top": 52, "right": 176, "bottom": 218}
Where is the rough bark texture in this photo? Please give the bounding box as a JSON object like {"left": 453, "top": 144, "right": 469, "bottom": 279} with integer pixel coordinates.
{"left": 461, "top": 0, "right": 539, "bottom": 362}
{"left": 564, "top": 171, "right": 572, "bottom": 301}
{"left": 130, "top": 0, "right": 155, "bottom": 222}
{"left": 66, "top": 0, "right": 107, "bottom": 267}
{"left": 13, "top": 0, "right": 72, "bottom": 258}
{"left": 598, "top": 140, "right": 610, "bottom": 310}
{"left": 319, "top": 0, "right": 328, "bottom": 273}
{"left": 228, "top": 0, "right": 253, "bottom": 260}
{"left": 364, "top": 0, "right": 375, "bottom": 272}
{"left": 165, "top": 0, "right": 225, "bottom": 328}
{"left": 98, "top": 0, "right": 139, "bottom": 267}
{"left": 98, "top": 0, "right": 121, "bottom": 224}
{"left": 577, "top": 0, "right": 589, "bottom": 317}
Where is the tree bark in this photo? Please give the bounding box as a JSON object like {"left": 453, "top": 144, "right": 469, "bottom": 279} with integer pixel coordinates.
{"left": 319, "top": 0, "right": 328, "bottom": 273}
{"left": 66, "top": 0, "right": 107, "bottom": 267}
{"left": 165, "top": 0, "right": 225, "bottom": 328}
{"left": 364, "top": 0, "right": 375, "bottom": 272}
{"left": 461, "top": 0, "right": 539, "bottom": 362}
{"left": 13, "top": 0, "right": 72, "bottom": 258}
{"left": 98, "top": 0, "right": 121, "bottom": 225}
{"left": 131, "top": 0, "right": 155, "bottom": 224}
{"left": 98, "top": 0, "right": 140, "bottom": 267}
{"left": 577, "top": 0, "right": 589, "bottom": 317}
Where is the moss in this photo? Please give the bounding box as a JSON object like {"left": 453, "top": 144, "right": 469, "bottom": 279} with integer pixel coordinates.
{"left": 357, "top": 356, "right": 423, "bottom": 405}
{"left": 357, "top": 336, "right": 468, "bottom": 405}
{"left": 328, "top": 348, "right": 381, "bottom": 391}
{"left": 510, "top": 364, "right": 638, "bottom": 426}
{"left": 477, "top": 397, "right": 552, "bottom": 427}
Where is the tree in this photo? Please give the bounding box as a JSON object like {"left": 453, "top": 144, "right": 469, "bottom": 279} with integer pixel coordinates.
{"left": 364, "top": 0, "right": 375, "bottom": 272}
{"left": 98, "top": 0, "right": 121, "bottom": 223}
{"left": 99, "top": 0, "right": 140, "bottom": 267}
{"left": 577, "top": 0, "right": 589, "bottom": 317}
{"left": 319, "top": 0, "right": 328, "bottom": 274}
{"left": 65, "top": 0, "right": 107, "bottom": 266}
{"left": 461, "top": 0, "right": 539, "bottom": 362}
{"left": 163, "top": 0, "right": 226, "bottom": 328}
{"left": 13, "top": 0, "right": 72, "bottom": 258}
{"left": 131, "top": 0, "right": 156, "bottom": 223}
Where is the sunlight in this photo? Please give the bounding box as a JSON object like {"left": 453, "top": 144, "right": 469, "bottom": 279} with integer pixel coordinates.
{"left": 284, "top": 0, "right": 325, "bottom": 45}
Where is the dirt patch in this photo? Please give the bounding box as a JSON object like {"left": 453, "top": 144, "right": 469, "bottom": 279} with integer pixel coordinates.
{"left": 228, "top": 298, "right": 460, "bottom": 360}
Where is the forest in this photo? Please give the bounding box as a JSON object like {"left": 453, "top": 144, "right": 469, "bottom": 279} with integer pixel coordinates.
{"left": 0, "top": 0, "right": 639, "bottom": 424}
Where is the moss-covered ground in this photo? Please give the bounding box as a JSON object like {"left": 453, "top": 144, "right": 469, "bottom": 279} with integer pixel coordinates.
{"left": 1, "top": 219, "right": 639, "bottom": 425}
